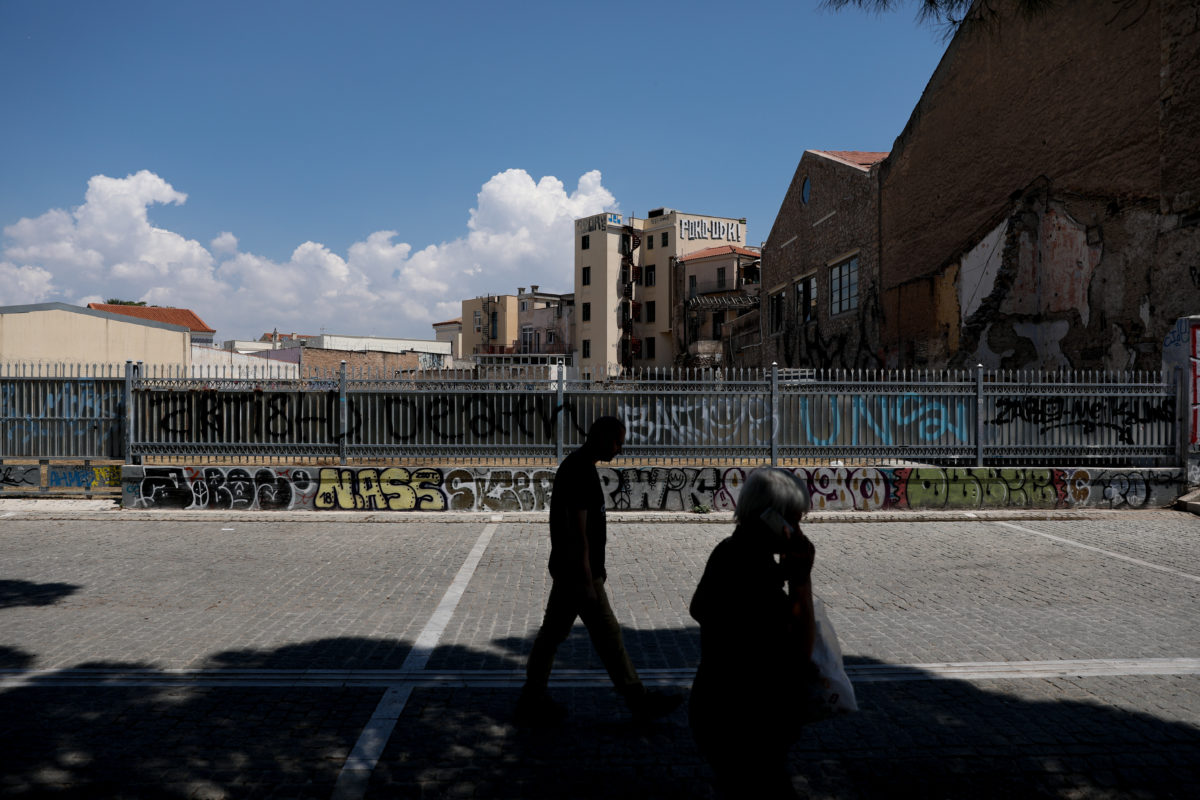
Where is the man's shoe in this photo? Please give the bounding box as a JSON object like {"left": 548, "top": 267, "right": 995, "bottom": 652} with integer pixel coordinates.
{"left": 629, "top": 689, "right": 684, "bottom": 722}
{"left": 514, "top": 691, "right": 567, "bottom": 726}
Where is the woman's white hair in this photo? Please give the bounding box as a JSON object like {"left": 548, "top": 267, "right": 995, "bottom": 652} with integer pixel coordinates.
{"left": 734, "top": 468, "right": 810, "bottom": 527}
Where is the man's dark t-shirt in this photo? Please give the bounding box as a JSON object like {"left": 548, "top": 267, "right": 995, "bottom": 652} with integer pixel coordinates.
{"left": 548, "top": 446, "right": 607, "bottom": 582}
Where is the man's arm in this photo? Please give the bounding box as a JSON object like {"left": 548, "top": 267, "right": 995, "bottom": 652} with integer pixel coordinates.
{"left": 575, "top": 509, "right": 599, "bottom": 602}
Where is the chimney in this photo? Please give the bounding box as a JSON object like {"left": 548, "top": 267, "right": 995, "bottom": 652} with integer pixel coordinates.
{"left": 531, "top": 284, "right": 539, "bottom": 293}
{"left": 518, "top": 287, "right": 525, "bottom": 295}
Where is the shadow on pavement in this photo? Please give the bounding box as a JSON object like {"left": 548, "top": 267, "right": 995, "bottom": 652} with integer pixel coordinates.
{"left": 1, "top": 636, "right": 1198, "bottom": 799}
{"left": 0, "top": 579, "right": 79, "bottom": 610}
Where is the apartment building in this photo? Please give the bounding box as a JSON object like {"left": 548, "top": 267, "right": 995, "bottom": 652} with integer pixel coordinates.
{"left": 461, "top": 294, "right": 519, "bottom": 357}
{"left": 573, "top": 208, "right": 750, "bottom": 374}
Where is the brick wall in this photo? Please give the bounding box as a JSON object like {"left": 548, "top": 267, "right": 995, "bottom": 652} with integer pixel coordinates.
{"left": 759, "top": 152, "right": 883, "bottom": 370}
{"left": 879, "top": 0, "right": 1161, "bottom": 293}
{"left": 299, "top": 348, "right": 422, "bottom": 374}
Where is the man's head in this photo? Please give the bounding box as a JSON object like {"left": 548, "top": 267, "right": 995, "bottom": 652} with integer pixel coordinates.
{"left": 585, "top": 416, "right": 625, "bottom": 463}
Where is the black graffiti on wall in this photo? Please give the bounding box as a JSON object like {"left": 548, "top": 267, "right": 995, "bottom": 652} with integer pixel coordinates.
{"left": 382, "top": 394, "right": 585, "bottom": 442}
{"left": 148, "top": 392, "right": 361, "bottom": 442}
{"left": 444, "top": 468, "right": 555, "bottom": 511}
{"left": 131, "top": 466, "right": 318, "bottom": 510}
{"left": 990, "top": 396, "right": 1175, "bottom": 444}
{"left": 146, "top": 391, "right": 589, "bottom": 445}
{"left": 0, "top": 465, "right": 40, "bottom": 489}
{"left": 599, "top": 467, "right": 721, "bottom": 511}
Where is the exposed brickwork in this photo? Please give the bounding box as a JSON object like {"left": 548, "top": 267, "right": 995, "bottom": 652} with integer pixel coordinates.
{"left": 299, "top": 347, "right": 422, "bottom": 374}
{"left": 875, "top": 0, "right": 1199, "bottom": 369}
{"left": 758, "top": 151, "right": 884, "bottom": 370}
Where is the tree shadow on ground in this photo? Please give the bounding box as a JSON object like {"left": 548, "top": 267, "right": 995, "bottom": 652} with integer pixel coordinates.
{"left": 0, "top": 579, "right": 79, "bottom": 610}
{"left": 1, "top": 635, "right": 1198, "bottom": 799}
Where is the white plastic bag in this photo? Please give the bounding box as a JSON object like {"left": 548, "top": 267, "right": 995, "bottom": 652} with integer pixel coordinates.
{"left": 803, "top": 596, "right": 858, "bottom": 723}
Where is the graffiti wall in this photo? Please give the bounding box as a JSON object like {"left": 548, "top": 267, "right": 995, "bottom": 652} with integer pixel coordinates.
{"left": 1, "top": 463, "right": 121, "bottom": 493}
{"left": 123, "top": 464, "right": 1183, "bottom": 512}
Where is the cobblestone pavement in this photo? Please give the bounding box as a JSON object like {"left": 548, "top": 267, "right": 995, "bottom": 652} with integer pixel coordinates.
{"left": 0, "top": 508, "right": 1197, "bottom": 798}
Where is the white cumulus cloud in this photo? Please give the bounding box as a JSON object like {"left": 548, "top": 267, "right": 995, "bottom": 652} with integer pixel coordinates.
{"left": 1, "top": 168, "right": 617, "bottom": 342}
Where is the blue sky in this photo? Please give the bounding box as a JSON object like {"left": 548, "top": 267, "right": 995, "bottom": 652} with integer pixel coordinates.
{"left": 0, "top": 0, "right": 948, "bottom": 343}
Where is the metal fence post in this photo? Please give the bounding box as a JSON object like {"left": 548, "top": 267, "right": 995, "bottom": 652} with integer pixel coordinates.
{"left": 123, "top": 360, "right": 133, "bottom": 464}
{"left": 1176, "top": 365, "right": 1190, "bottom": 475}
{"left": 770, "top": 362, "right": 778, "bottom": 467}
{"left": 556, "top": 362, "right": 565, "bottom": 463}
{"left": 975, "top": 363, "right": 985, "bottom": 467}
{"left": 339, "top": 360, "right": 348, "bottom": 466}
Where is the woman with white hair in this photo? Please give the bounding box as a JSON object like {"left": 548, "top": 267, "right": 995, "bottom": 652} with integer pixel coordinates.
{"left": 688, "top": 467, "right": 817, "bottom": 799}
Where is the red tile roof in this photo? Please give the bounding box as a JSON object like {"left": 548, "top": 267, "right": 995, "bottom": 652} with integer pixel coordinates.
{"left": 678, "top": 245, "right": 761, "bottom": 262}
{"left": 432, "top": 317, "right": 462, "bottom": 327}
{"left": 87, "top": 303, "right": 215, "bottom": 333}
{"left": 809, "top": 150, "right": 890, "bottom": 170}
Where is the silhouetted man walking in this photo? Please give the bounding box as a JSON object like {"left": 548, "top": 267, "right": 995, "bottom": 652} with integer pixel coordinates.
{"left": 516, "top": 416, "right": 682, "bottom": 725}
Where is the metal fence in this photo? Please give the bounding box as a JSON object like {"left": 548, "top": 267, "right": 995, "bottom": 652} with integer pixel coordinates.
{"left": 0, "top": 361, "right": 1186, "bottom": 467}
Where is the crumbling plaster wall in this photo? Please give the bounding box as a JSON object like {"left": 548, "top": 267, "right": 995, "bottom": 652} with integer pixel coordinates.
{"left": 877, "top": 0, "right": 1183, "bottom": 369}
{"left": 953, "top": 186, "right": 1186, "bottom": 371}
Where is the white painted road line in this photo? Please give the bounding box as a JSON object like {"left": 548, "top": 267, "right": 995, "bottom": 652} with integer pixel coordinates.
{"left": 994, "top": 521, "right": 1200, "bottom": 584}
{"left": 331, "top": 522, "right": 499, "bottom": 800}
{"left": 404, "top": 522, "right": 499, "bottom": 671}
{"left": 4, "top": 658, "right": 1200, "bottom": 690}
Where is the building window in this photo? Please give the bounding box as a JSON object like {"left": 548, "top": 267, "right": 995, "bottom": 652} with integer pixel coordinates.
{"left": 582, "top": 339, "right": 591, "bottom": 359}
{"left": 661, "top": 232, "right": 668, "bottom": 247}
{"left": 647, "top": 236, "right": 654, "bottom": 250}
{"left": 796, "top": 274, "right": 817, "bottom": 323}
{"left": 582, "top": 234, "right": 590, "bottom": 250}
{"left": 769, "top": 290, "right": 786, "bottom": 333}
{"left": 581, "top": 302, "right": 591, "bottom": 322}
{"left": 520, "top": 301, "right": 528, "bottom": 311}
{"left": 645, "top": 336, "right": 656, "bottom": 360}
{"left": 473, "top": 310, "right": 482, "bottom": 332}
{"left": 646, "top": 301, "right": 656, "bottom": 323}
{"left": 717, "top": 267, "right": 726, "bottom": 288}
{"left": 645, "top": 264, "right": 656, "bottom": 286}
{"left": 830, "top": 256, "right": 859, "bottom": 315}
{"left": 490, "top": 311, "right": 498, "bottom": 339}
{"left": 621, "top": 265, "right": 630, "bottom": 285}
{"left": 620, "top": 234, "right": 631, "bottom": 255}
{"left": 689, "top": 275, "right": 697, "bottom": 297}
{"left": 547, "top": 330, "right": 555, "bottom": 344}
{"left": 582, "top": 266, "right": 591, "bottom": 286}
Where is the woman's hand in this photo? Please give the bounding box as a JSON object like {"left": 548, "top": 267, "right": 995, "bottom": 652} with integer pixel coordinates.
{"left": 780, "top": 529, "right": 815, "bottom": 586}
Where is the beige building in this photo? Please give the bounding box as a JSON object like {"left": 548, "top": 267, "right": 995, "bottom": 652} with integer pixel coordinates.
{"left": 573, "top": 209, "right": 750, "bottom": 374}
{"left": 516, "top": 285, "right": 572, "bottom": 358}
{"left": 432, "top": 317, "right": 463, "bottom": 361}
{"left": 0, "top": 303, "right": 191, "bottom": 366}
{"left": 461, "top": 294, "right": 519, "bottom": 358}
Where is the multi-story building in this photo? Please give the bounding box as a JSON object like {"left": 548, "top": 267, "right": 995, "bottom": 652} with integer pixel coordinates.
{"left": 461, "top": 294, "right": 519, "bottom": 358}
{"left": 676, "top": 244, "right": 761, "bottom": 367}
{"left": 516, "top": 285, "right": 573, "bottom": 358}
{"left": 755, "top": 150, "right": 887, "bottom": 371}
{"left": 573, "top": 208, "right": 750, "bottom": 375}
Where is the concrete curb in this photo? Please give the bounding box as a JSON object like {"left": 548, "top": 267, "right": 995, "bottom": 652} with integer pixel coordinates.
{"left": 0, "top": 498, "right": 1181, "bottom": 524}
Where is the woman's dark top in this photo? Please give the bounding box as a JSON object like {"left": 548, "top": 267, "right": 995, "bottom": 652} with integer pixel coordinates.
{"left": 689, "top": 527, "right": 809, "bottom": 747}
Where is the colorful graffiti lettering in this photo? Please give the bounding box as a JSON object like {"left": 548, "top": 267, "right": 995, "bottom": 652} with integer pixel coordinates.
{"left": 315, "top": 467, "right": 445, "bottom": 511}
{"left": 47, "top": 464, "right": 122, "bottom": 490}
{"left": 122, "top": 464, "right": 1184, "bottom": 512}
